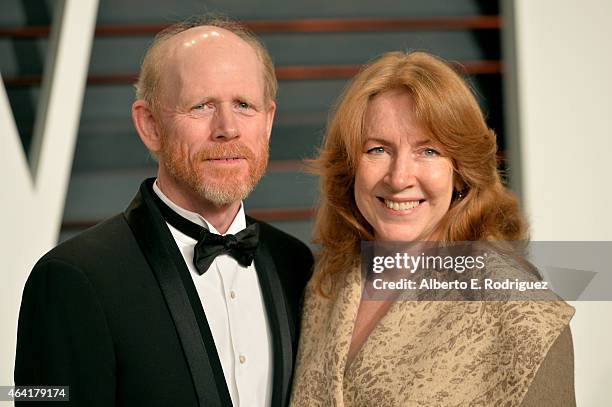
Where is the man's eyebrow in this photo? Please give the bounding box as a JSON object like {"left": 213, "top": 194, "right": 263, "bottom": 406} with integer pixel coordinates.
{"left": 233, "top": 94, "right": 260, "bottom": 104}
{"left": 188, "top": 96, "right": 216, "bottom": 105}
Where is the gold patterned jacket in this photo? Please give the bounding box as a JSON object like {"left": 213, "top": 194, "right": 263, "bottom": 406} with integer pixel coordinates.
{"left": 290, "top": 254, "right": 575, "bottom": 407}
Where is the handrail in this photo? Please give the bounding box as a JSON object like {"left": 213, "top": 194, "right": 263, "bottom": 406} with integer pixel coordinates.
{"left": 62, "top": 207, "right": 316, "bottom": 228}
{"left": 2, "top": 61, "right": 502, "bottom": 87}
{"left": 0, "top": 16, "right": 500, "bottom": 38}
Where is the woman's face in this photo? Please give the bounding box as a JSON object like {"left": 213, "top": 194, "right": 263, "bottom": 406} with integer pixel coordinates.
{"left": 354, "top": 89, "right": 454, "bottom": 242}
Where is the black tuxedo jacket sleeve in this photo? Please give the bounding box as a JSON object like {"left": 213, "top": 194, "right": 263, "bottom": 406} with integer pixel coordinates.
{"left": 15, "top": 179, "right": 314, "bottom": 407}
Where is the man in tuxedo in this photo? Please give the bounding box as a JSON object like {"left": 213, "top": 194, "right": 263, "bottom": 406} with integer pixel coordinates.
{"left": 15, "top": 17, "right": 313, "bottom": 407}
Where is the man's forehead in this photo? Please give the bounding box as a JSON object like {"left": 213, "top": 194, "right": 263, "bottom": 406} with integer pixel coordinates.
{"left": 155, "top": 25, "right": 265, "bottom": 105}
{"left": 164, "top": 25, "right": 252, "bottom": 57}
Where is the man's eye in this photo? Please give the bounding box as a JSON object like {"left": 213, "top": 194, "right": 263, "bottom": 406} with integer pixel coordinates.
{"left": 192, "top": 103, "right": 212, "bottom": 111}
{"left": 366, "top": 146, "right": 386, "bottom": 154}
{"left": 237, "top": 102, "right": 250, "bottom": 109}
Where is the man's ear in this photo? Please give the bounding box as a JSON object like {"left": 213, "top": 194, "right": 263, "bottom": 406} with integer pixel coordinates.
{"left": 132, "top": 100, "right": 163, "bottom": 153}
{"left": 264, "top": 101, "right": 276, "bottom": 142}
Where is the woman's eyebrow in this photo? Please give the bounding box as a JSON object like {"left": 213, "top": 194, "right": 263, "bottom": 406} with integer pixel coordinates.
{"left": 412, "top": 138, "right": 435, "bottom": 147}
{"left": 363, "top": 136, "right": 391, "bottom": 145}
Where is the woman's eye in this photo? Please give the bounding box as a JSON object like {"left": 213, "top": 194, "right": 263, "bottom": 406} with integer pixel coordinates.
{"left": 366, "top": 146, "right": 386, "bottom": 154}
{"left": 423, "top": 148, "right": 440, "bottom": 157}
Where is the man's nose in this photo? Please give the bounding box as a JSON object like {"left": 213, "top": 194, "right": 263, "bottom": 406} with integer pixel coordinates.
{"left": 383, "top": 154, "right": 417, "bottom": 191}
{"left": 212, "top": 104, "right": 238, "bottom": 140}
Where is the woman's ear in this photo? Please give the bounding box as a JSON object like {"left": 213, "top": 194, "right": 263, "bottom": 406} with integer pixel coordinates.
{"left": 132, "top": 100, "right": 163, "bottom": 154}
{"left": 452, "top": 174, "right": 467, "bottom": 201}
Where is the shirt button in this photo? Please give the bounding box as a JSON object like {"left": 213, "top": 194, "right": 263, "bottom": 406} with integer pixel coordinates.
{"left": 239, "top": 355, "right": 246, "bottom": 364}
{"left": 230, "top": 290, "right": 236, "bottom": 299}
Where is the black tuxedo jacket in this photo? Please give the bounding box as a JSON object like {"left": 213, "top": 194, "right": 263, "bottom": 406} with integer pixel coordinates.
{"left": 15, "top": 179, "right": 313, "bottom": 406}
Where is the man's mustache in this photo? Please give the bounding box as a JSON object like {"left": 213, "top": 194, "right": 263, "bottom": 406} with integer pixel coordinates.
{"left": 195, "top": 142, "right": 255, "bottom": 161}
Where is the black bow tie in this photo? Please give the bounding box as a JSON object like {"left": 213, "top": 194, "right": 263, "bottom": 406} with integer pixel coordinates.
{"left": 193, "top": 224, "right": 259, "bottom": 274}
{"left": 150, "top": 188, "right": 259, "bottom": 274}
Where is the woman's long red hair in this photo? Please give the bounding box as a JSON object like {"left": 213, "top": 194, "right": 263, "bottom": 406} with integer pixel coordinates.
{"left": 310, "top": 51, "right": 527, "bottom": 296}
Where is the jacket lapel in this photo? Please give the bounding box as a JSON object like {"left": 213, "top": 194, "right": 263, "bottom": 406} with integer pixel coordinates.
{"left": 248, "top": 217, "right": 293, "bottom": 407}
{"left": 124, "top": 178, "right": 232, "bottom": 407}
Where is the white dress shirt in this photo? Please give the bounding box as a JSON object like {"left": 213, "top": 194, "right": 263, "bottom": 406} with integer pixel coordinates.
{"left": 153, "top": 181, "right": 272, "bottom": 407}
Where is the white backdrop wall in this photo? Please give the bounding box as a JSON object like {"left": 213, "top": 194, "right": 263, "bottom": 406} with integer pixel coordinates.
{"left": 503, "top": 0, "right": 612, "bottom": 405}
{"left": 0, "top": 0, "right": 99, "bottom": 400}
{"left": 1, "top": 0, "right": 611, "bottom": 405}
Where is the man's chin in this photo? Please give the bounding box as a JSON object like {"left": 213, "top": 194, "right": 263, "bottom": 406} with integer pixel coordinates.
{"left": 199, "top": 159, "right": 248, "bottom": 174}
{"left": 199, "top": 165, "right": 252, "bottom": 181}
{"left": 197, "top": 172, "right": 251, "bottom": 188}
{"left": 195, "top": 182, "right": 252, "bottom": 207}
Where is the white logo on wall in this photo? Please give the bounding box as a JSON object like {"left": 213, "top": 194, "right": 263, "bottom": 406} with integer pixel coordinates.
{"left": 0, "top": 0, "right": 99, "bottom": 387}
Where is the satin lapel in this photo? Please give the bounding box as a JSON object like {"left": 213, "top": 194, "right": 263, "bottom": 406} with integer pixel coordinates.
{"left": 123, "top": 179, "right": 231, "bottom": 407}
{"left": 248, "top": 217, "right": 293, "bottom": 407}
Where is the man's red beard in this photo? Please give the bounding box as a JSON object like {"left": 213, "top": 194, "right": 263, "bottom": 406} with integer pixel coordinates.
{"left": 159, "top": 137, "right": 268, "bottom": 207}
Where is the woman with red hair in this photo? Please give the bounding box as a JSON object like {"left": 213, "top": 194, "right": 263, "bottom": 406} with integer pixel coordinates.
{"left": 290, "top": 51, "right": 574, "bottom": 406}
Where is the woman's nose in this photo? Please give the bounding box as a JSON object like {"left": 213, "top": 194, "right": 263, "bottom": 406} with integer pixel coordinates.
{"left": 383, "top": 154, "right": 417, "bottom": 192}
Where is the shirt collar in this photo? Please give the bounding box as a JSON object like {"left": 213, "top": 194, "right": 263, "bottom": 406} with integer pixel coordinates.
{"left": 153, "top": 179, "right": 246, "bottom": 236}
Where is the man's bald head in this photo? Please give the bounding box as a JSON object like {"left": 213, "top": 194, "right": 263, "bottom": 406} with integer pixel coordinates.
{"left": 135, "top": 16, "right": 277, "bottom": 112}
